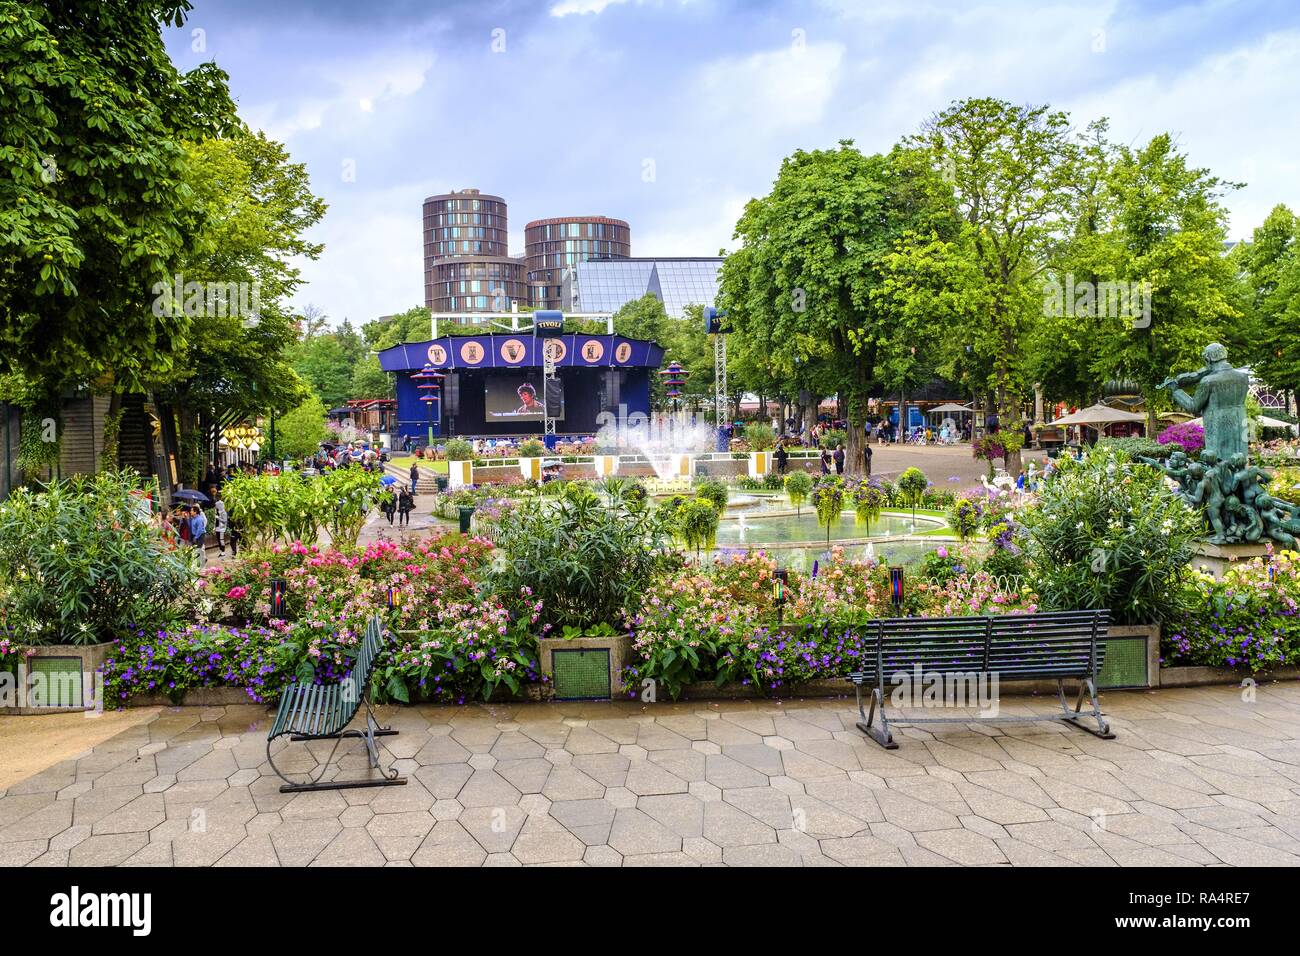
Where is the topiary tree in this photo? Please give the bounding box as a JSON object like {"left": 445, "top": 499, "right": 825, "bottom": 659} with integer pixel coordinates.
{"left": 675, "top": 497, "right": 721, "bottom": 561}
{"left": 946, "top": 495, "right": 983, "bottom": 541}
{"left": 896, "top": 467, "right": 929, "bottom": 524}
{"left": 784, "top": 470, "right": 813, "bottom": 516}
{"left": 694, "top": 477, "right": 729, "bottom": 513}
{"left": 811, "top": 476, "right": 845, "bottom": 548}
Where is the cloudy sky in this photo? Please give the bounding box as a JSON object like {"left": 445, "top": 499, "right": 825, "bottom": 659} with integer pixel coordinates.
{"left": 164, "top": 0, "right": 1300, "bottom": 327}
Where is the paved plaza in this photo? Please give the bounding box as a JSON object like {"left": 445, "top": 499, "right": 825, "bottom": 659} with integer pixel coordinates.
{"left": 2, "top": 682, "right": 1300, "bottom": 867}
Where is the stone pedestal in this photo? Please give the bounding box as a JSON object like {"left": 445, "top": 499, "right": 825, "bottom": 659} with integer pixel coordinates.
{"left": 1189, "top": 540, "right": 1272, "bottom": 580}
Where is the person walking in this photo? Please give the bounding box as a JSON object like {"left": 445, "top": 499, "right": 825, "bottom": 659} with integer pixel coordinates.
{"left": 189, "top": 505, "right": 208, "bottom": 568}
{"left": 774, "top": 441, "right": 789, "bottom": 476}
{"left": 382, "top": 489, "right": 396, "bottom": 525}
{"left": 833, "top": 443, "right": 845, "bottom": 475}
{"left": 409, "top": 461, "right": 420, "bottom": 496}
{"left": 863, "top": 442, "right": 873, "bottom": 477}
{"left": 212, "top": 492, "right": 229, "bottom": 556}
{"left": 819, "top": 447, "right": 831, "bottom": 475}
{"left": 397, "top": 488, "right": 414, "bottom": 527}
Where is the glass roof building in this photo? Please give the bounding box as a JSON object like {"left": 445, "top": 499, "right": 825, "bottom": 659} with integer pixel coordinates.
{"left": 566, "top": 257, "right": 723, "bottom": 319}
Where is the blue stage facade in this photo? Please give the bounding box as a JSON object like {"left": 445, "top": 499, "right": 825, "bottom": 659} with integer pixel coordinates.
{"left": 378, "top": 333, "right": 664, "bottom": 442}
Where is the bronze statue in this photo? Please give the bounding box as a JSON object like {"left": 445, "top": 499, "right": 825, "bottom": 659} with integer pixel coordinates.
{"left": 1155, "top": 344, "right": 1294, "bottom": 547}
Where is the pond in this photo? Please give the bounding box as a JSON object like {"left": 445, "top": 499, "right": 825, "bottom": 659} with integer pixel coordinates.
{"left": 714, "top": 510, "right": 944, "bottom": 547}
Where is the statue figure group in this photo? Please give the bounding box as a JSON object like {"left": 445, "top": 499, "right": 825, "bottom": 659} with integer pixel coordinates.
{"left": 1144, "top": 343, "right": 1300, "bottom": 548}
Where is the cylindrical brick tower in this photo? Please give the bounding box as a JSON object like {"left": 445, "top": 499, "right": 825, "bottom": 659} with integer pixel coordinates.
{"left": 523, "top": 216, "right": 631, "bottom": 310}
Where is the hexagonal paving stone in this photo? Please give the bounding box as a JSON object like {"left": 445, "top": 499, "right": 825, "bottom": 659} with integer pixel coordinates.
{"left": 618, "top": 744, "right": 648, "bottom": 761}
{"left": 430, "top": 799, "right": 464, "bottom": 821}
{"left": 583, "top": 844, "right": 623, "bottom": 867}
{"left": 468, "top": 753, "right": 498, "bottom": 771}
{"left": 688, "top": 781, "right": 723, "bottom": 803}
{"left": 460, "top": 805, "right": 528, "bottom": 854}
{"left": 339, "top": 806, "right": 375, "bottom": 828}
{"left": 411, "top": 821, "right": 487, "bottom": 867}
{"left": 607, "top": 807, "right": 681, "bottom": 856}
{"left": 604, "top": 787, "right": 638, "bottom": 809}
{"left": 511, "top": 816, "right": 586, "bottom": 865}
{"left": 518, "top": 794, "right": 552, "bottom": 817}
{"left": 763, "top": 736, "right": 794, "bottom": 751}
{"left": 691, "top": 740, "right": 722, "bottom": 755}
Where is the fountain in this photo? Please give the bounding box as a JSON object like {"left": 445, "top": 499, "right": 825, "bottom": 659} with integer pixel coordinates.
{"left": 594, "top": 405, "right": 716, "bottom": 481}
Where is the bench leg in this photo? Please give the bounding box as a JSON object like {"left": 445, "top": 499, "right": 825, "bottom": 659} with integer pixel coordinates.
{"left": 856, "top": 685, "right": 897, "bottom": 750}
{"left": 1056, "top": 678, "right": 1115, "bottom": 740}
{"left": 268, "top": 721, "right": 408, "bottom": 793}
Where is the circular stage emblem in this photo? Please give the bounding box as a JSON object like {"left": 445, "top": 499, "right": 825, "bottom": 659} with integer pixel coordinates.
{"left": 427, "top": 343, "right": 448, "bottom": 366}
{"left": 579, "top": 339, "right": 605, "bottom": 363}
{"left": 459, "top": 340, "right": 485, "bottom": 365}
{"left": 544, "top": 337, "right": 567, "bottom": 363}
{"left": 614, "top": 342, "right": 633, "bottom": 364}
{"left": 499, "top": 338, "right": 526, "bottom": 365}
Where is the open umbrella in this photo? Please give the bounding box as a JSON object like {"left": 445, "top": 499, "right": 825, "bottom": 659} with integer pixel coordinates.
{"left": 929, "top": 402, "right": 972, "bottom": 414}
{"left": 172, "top": 489, "right": 210, "bottom": 503}
{"left": 1049, "top": 403, "right": 1146, "bottom": 427}
{"left": 379, "top": 474, "right": 398, "bottom": 486}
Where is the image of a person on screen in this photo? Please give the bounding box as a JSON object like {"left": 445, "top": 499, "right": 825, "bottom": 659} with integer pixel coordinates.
{"left": 515, "top": 382, "right": 544, "bottom": 415}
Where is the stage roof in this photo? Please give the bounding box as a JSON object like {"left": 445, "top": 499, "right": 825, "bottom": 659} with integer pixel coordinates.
{"left": 378, "top": 333, "right": 665, "bottom": 373}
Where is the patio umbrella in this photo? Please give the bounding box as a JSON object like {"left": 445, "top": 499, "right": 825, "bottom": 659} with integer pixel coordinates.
{"left": 172, "top": 489, "right": 210, "bottom": 503}
{"left": 929, "top": 402, "right": 972, "bottom": 413}
{"left": 1048, "top": 403, "right": 1146, "bottom": 427}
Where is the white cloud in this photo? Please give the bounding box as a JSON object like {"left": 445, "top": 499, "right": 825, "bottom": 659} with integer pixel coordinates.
{"left": 550, "top": 0, "right": 630, "bottom": 16}
{"left": 1066, "top": 29, "right": 1300, "bottom": 241}
{"left": 695, "top": 42, "right": 846, "bottom": 136}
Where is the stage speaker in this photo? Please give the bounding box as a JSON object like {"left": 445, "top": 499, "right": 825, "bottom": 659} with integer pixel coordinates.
{"left": 604, "top": 369, "right": 621, "bottom": 410}
{"left": 546, "top": 377, "right": 564, "bottom": 418}
{"left": 444, "top": 373, "right": 460, "bottom": 416}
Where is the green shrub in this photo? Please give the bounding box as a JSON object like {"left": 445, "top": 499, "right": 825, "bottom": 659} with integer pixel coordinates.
{"left": 444, "top": 438, "right": 473, "bottom": 461}
{"left": 518, "top": 439, "right": 545, "bottom": 458}
{"left": 1097, "top": 436, "right": 1171, "bottom": 462}
{"left": 818, "top": 428, "right": 847, "bottom": 450}
{"left": 0, "top": 472, "right": 195, "bottom": 645}
{"left": 488, "top": 493, "right": 668, "bottom": 631}
{"left": 742, "top": 421, "right": 776, "bottom": 450}
{"left": 1019, "top": 448, "right": 1201, "bottom": 625}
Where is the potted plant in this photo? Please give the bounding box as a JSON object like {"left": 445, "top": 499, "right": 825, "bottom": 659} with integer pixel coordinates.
{"left": 0, "top": 471, "right": 195, "bottom": 711}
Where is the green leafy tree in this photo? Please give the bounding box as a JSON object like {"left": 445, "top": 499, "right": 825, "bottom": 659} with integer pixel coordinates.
{"left": 1090, "top": 134, "right": 1241, "bottom": 432}
{"left": 721, "top": 142, "right": 953, "bottom": 474}
{"left": 0, "top": 1, "right": 239, "bottom": 401}
{"left": 1236, "top": 205, "right": 1300, "bottom": 395}
{"left": 275, "top": 392, "right": 329, "bottom": 460}
{"left": 906, "top": 99, "right": 1081, "bottom": 472}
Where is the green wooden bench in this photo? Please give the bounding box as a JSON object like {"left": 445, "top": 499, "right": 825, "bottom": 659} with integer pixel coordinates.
{"left": 846, "top": 609, "right": 1115, "bottom": 749}
{"left": 266, "top": 615, "right": 407, "bottom": 793}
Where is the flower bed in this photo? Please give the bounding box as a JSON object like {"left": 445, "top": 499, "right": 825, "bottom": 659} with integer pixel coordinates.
{"left": 1164, "top": 549, "right": 1300, "bottom": 671}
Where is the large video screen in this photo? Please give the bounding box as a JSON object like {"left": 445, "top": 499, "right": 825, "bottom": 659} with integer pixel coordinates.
{"left": 484, "top": 374, "right": 564, "bottom": 422}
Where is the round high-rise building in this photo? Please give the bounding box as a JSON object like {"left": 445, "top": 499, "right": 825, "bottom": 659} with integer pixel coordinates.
{"left": 423, "top": 189, "right": 525, "bottom": 313}
{"left": 524, "top": 216, "right": 631, "bottom": 310}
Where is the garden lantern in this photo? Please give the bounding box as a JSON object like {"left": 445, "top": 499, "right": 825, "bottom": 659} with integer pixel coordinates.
{"left": 889, "top": 566, "right": 905, "bottom": 610}
{"left": 774, "top": 568, "right": 788, "bottom": 625}
{"left": 270, "top": 578, "right": 287, "bottom": 619}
